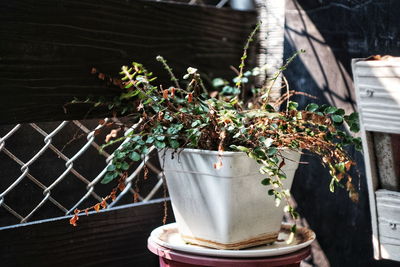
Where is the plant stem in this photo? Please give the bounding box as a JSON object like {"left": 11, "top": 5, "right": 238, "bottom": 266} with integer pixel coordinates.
{"left": 156, "top": 55, "right": 180, "bottom": 89}
{"left": 237, "top": 22, "right": 261, "bottom": 98}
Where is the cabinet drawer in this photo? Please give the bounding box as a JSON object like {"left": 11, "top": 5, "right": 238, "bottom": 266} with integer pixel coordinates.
{"left": 376, "top": 190, "right": 400, "bottom": 261}
{"left": 354, "top": 60, "right": 400, "bottom": 134}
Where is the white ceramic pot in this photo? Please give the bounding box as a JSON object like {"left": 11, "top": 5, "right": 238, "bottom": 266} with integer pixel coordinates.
{"left": 159, "top": 148, "right": 301, "bottom": 250}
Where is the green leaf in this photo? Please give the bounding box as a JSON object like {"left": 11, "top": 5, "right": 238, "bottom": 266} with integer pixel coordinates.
{"left": 191, "top": 120, "right": 201, "bottom": 127}
{"left": 143, "top": 98, "right": 153, "bottom": 105}
{"left": 318, "top": 125, "right": 328, "bottom": 131}
{"left": 324, "top": 106, "right": 337, "bottom": 114}
{"left": 350, "top": 123, "right": 360, "bottom": 133}
{"left": 243, "top": 70, "right": 252, "bottom": 77}
{"left": 248, "top": 152, "right": 257, "bottom": 160}
{"left": 261, "top": 178, "right": 271, "bottom": 185}
{"left": 335, "top": 130, "right": 346, "bottom": 138}
{"left": 349, "top": 112, "right": 359, "bottom": 121}
{"left": 107, "top": 164, "right": 116, "bottom": 172}
{"left": 130, "top": 151, "right": 141, "bottom": 161}
{"left": 267, "top": 147, "right": 277, "bottom": 156}
{"left": 155, "top": 141, "right": 166, "bottom": 149}
{"left": 115, "top": 151, "right": 126, "bottom": 159}
{"left": 254, "top": 147, "right": 266, "bottom": 159}
{"left": 262, "top": 138, "right": 274, "bottom": 148}
{"left": 151, "top": 105, "right": 161, "bottom": 113}
{"left": 169, "top": 139, "right": 180, "bottom": 149}
{"left": 305, "top": 103, "right": 319, "bottom": 112}
{"left": 331, "top": 114, "right": 343, "bottom": 123}
{"left": 142, "top": 146, "right": 149, "bottom": 155}
{"left": 101, "top": 171, "right": 118, "bottom": 184}
{"left": 277, "top": 172, "right": 287, "bottom": 180}
{"left": 230, "top": 145, "right": 249, "bottom": 152}
{"left": 260, "top": 166, "right": 272, "bottom": 174}
{"left": 146, "top": 136, "right": 155, "bottom": 144}
{"left": 121, "top": 161, "right": 130, "bottom": 170}
{"left": 264, "top": 104, "right": 275, "bottom": 112}
{"left": 288, "top": 101, "right": 298, "bottom": 111}
{"left": 268, "top": 189, "right": 275, "bottom": 196}
{"left": 335, "top": 108, "right": 345, "bottom": 116}
{"left": 269, "top": 156, "right": 279, "bottom": 165}
{"left": 353, "top": 137, "right": 362, "bottom": 151}
{"left": 336, "top": 162, "right": 345, "bottom": 173}
{"left": 120, "top": 89, "right": 140, "bottom": 100}
{"left": 167, "top": 124, "right": 183, "bottom": 135}
{"left": 212, "top": 78, "right": 226, "bottom": 87}
{"left": 318, "top": 104, "right": 329, "bottom": 112}
{"left": 329, "top": 178, "right": 335, "bottom": 192}
{"left": 156, "top": 135, "right": 166, "bottom": 141}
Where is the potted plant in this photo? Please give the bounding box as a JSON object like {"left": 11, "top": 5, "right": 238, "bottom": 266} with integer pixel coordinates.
{"left": 69, "top": 25, "right": 361, "bottom": 250}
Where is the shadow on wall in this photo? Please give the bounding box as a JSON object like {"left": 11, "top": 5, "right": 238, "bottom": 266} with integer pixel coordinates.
{"left": 284, "top": 0, "right": 400, "bottom": 266}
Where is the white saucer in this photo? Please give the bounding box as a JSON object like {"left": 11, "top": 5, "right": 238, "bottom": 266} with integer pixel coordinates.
{"left": 149, "top": 223, "right": 315, "bottom": 258}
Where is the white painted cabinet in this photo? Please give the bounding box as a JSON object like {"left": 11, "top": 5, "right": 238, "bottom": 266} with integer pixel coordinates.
{"left": 353, "top": 58, "right": 400, "bottom": 261}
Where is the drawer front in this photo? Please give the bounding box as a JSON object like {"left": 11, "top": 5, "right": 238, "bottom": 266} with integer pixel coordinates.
{"left": 376, "top": 190, "right": 400, "bottom": 261}
{"left": 354, "top": 61, "right": 400, "bottom": 134}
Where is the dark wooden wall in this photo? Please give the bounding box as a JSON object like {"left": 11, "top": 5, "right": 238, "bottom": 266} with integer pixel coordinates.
{"left": 0, "top": 0, "right": 256, "bottom": 124}
{"left": 0, "top": 199, "right": 174, "bottom": 267}
{"left": 285, "top": 1, "right": 399, "bottom": 266}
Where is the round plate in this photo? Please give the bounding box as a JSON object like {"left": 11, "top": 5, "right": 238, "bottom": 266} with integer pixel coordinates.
{"left": 149, "top": 223, "right": 315, "bottom": 258}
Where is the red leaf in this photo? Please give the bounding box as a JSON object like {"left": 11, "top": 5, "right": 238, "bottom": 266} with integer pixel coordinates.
{"left": 110, "top": 190, "right": 117, "bottom": 201}
{"left": 133, "top": 192, "right": 140, "bottom": 202}
{"left": 118, "top": 182, "right": 126, "bottom": 192}
{"left": 100, "top": 199, "right": 107, "bottom": 209}
{"left": 70, "top": 214, "right": 79, "bottom": 226}
{"left": 163, "top": 89, "right": 169, "bottom": 99}
{"left": 94, "top": 203, "right": 101, "bottom": 212}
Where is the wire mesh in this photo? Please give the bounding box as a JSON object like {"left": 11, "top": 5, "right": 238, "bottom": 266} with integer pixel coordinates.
{"left": 0, "top": 119, "right": 165, "bottom": 229}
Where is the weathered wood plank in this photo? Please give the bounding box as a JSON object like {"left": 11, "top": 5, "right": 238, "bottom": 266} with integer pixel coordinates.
{"left": 0, "top": 0, "right": 256, "bottom": 124}
{"left": 0, "top": 199, "right": 174, "bottom": 267}
{"left": 373, "top": 133, "right": 400, "bottom": 191}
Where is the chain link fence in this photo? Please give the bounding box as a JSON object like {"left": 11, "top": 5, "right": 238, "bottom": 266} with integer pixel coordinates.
{"left": 0, "top": 119, "right": 166, "bottom": 229}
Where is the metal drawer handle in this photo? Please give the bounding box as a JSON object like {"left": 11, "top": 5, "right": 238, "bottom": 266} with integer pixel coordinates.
{"left": 389, "top": 223, "right": 397, "bottom": 230}
{"left": 366, "top": 89, "right": 374, "bottom": 97}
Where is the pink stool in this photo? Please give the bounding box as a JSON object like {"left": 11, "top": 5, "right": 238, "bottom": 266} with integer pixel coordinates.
{"left": 148, "top": 239, "right": 311, "bottom": 267}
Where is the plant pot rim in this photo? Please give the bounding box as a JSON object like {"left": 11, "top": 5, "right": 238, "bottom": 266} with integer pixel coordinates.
{"left": 161, "top": 147, "right": 299, "bottom": 157}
